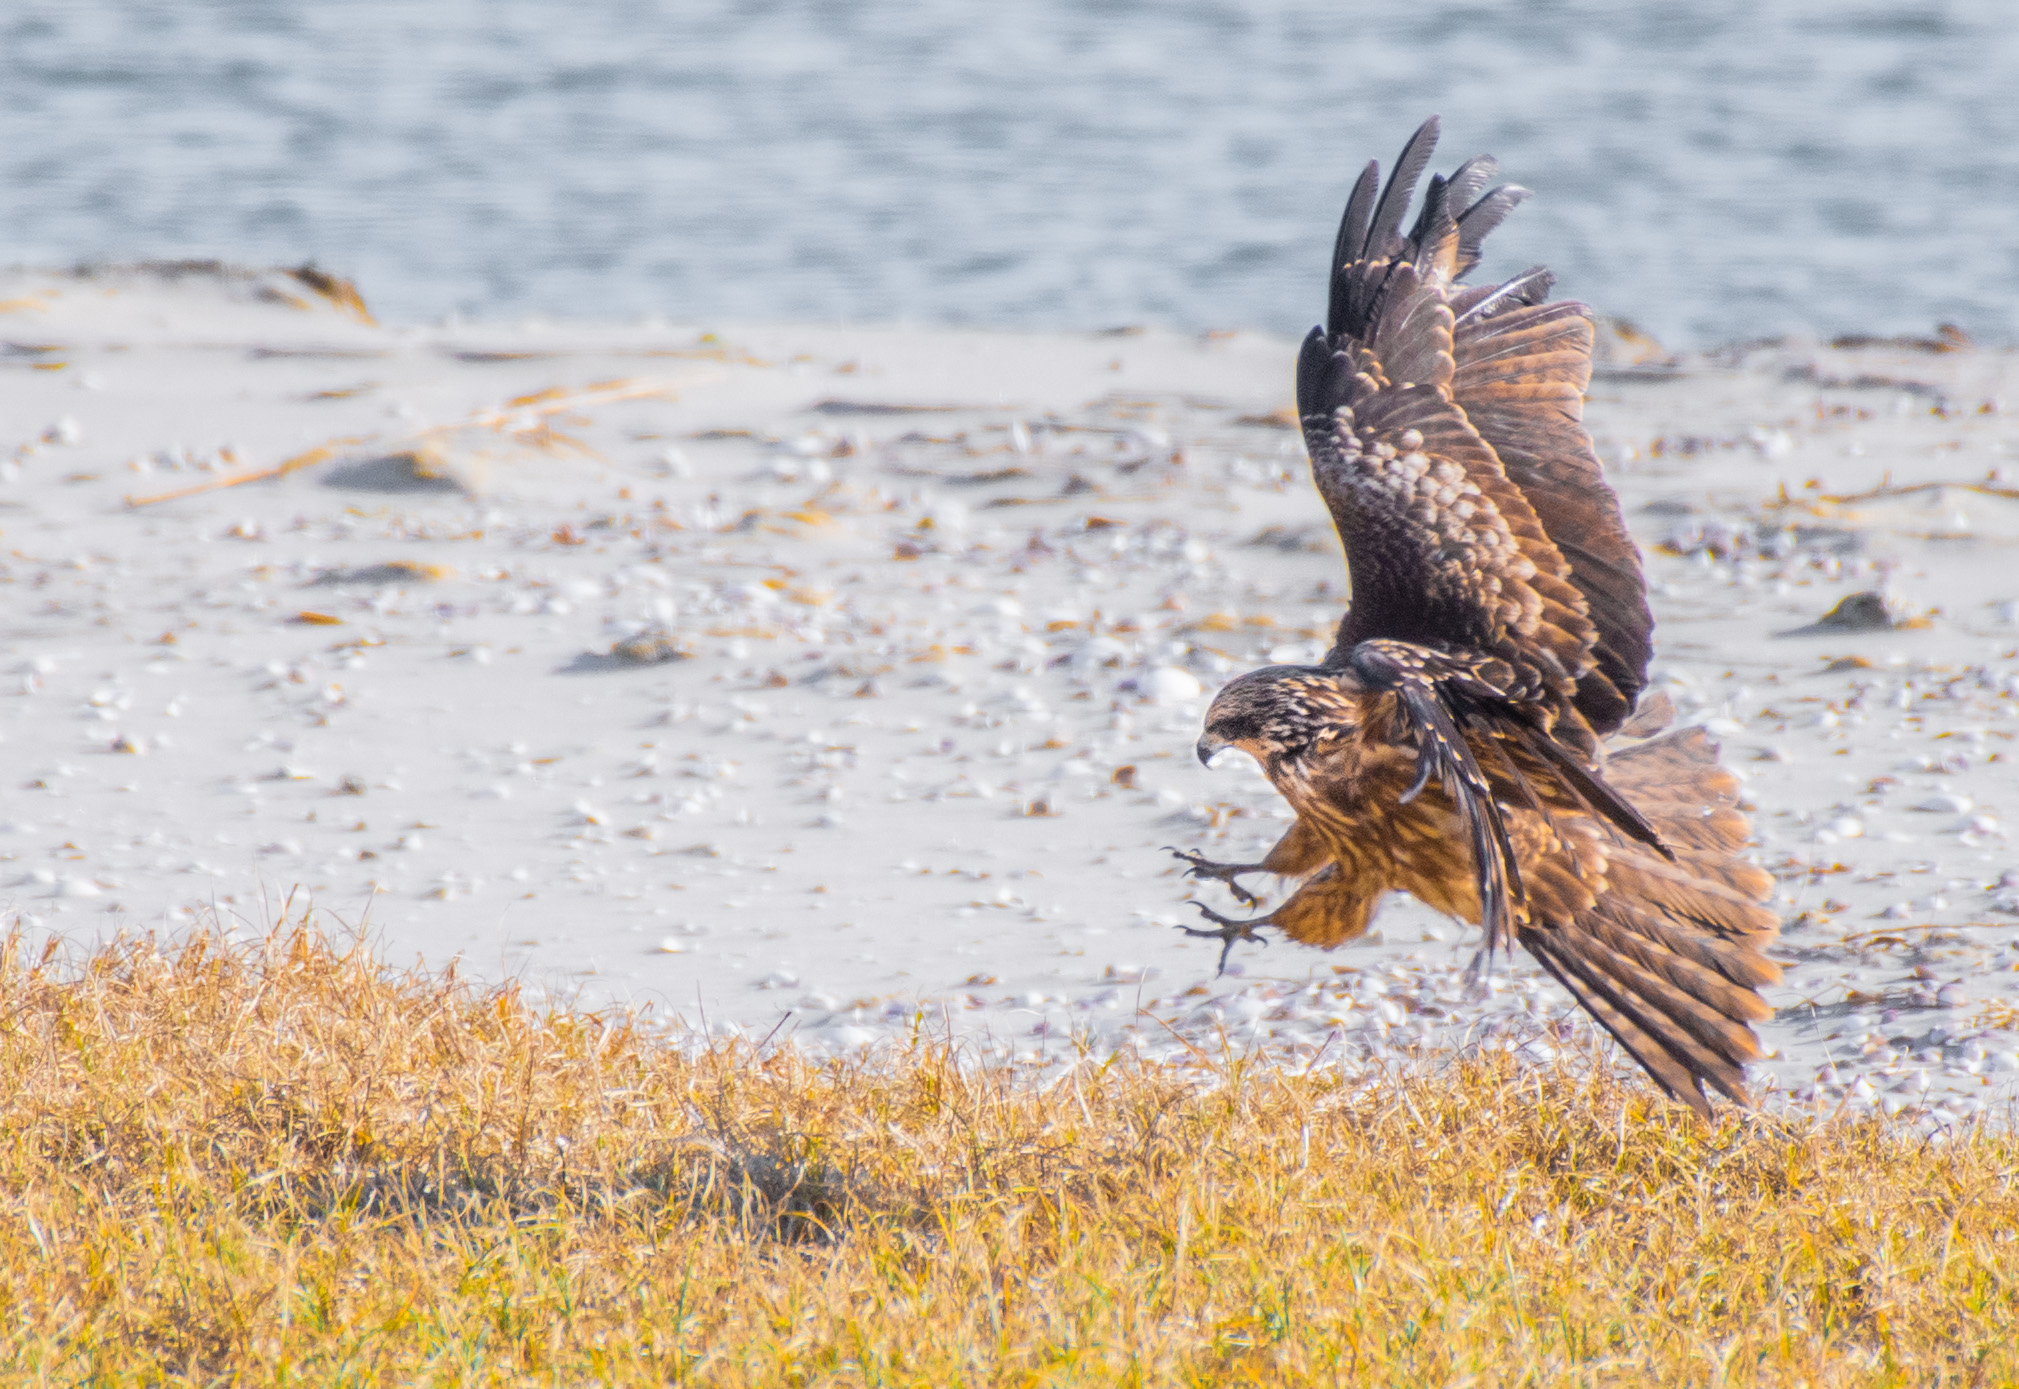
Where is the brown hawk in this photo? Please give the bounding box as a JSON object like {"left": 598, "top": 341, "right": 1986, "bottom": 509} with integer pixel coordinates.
{"left": 1173, "top": 117, "right": 1780, "bottom": 1116}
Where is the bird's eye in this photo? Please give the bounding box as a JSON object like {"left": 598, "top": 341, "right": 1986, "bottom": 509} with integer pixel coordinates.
{"left": 1211, "top": 712, "right": 1263, "bottom": 743}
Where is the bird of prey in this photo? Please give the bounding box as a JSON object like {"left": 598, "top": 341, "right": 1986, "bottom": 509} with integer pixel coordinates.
{"left": 1172, "top": 117, "right": 1780, "bottom": 1115}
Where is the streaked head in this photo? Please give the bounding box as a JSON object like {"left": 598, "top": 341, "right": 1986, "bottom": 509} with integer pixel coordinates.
{"left": 1195, "top": 665, "right": 1359, "bottom": 769}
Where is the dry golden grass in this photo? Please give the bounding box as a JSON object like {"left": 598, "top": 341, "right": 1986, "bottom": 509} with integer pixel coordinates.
{"left": 0, "top": 921, "right": 2015, "bottom": 1386}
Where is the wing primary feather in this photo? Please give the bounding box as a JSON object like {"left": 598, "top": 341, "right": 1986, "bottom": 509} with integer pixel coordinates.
{"left": 1521, "top": 937, "right": 1722, "bottom": 1115}
{"left": 1404, "top": 172, "right": 1452, "bottom": 256}
{"left": 1453, "top": 266, "right": 1555, "bottom": 326}
{"left": 1364, "top": 117, "right": 1441, "bottom": 259}
{"left": 1321, "top": 344, "right": 1356, "bottom": 412}
{"left": 1479, "top": 725, "right": 1562, "bottom": 838}
{"left": 1454, "top": 185, "right": 1533, "bottom": 265}
{"left": 1333, "top": 161, "right": 1381, "bottom": 275}
{"left": 1442, "top": 155, "right": 1499, "bottom": 214}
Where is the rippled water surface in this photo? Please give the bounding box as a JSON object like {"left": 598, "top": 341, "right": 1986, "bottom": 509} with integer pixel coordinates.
{"left": 3, "top": 2, "right": 2014, "bottom": 343}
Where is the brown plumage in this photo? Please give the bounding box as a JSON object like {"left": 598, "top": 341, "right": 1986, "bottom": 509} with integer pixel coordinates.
{"left": 1174, "top": 117, "right": 1780, "bottom": 1116}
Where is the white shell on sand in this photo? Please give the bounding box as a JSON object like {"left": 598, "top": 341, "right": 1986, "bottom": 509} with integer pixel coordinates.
{"left": 1143, "top": 667, "right": 1202, "bottom": 703}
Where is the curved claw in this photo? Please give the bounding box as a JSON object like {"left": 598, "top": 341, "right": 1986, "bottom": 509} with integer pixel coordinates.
{"left": 1175, "top": 900, "right": 1271, "bottom": 976}
{"left": 1164, "top": 847, "right": 1261, "bottom": 907}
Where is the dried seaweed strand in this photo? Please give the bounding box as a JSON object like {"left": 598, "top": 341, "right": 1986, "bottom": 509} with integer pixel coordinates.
{"left": 124, "top": 373, "right": 715, "bottom": 508}
{"left": 1766, "top": 477, "right": 2019, "bottom": 512}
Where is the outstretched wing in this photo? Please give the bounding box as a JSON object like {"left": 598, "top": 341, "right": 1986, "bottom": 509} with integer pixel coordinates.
{"left": 1300, "top": 273, "right": 1599, "bottom": 733}
{"left": 1307, "top": 117, "right": 1652, "bottom": 737}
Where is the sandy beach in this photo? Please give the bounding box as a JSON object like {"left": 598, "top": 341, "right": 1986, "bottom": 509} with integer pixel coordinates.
{"left": 1, "top": 264, "right": 2016, "bottom": 1118}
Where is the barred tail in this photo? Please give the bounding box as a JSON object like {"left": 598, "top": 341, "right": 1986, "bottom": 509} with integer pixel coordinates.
{"left": 1522, "top": 727, "right": 1782, "bottom": 1115}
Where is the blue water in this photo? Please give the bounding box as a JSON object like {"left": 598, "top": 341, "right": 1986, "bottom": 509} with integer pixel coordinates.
{"left": 2, "top": 2, "right": 2015, "bottom": 346}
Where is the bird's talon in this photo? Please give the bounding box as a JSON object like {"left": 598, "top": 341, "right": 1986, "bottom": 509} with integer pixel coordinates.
{"left": 1176, "top": 901, "right": 1271, "bottom": 975}
{"left": 1165, "top": 847, "right": 1261, "bottom": 906}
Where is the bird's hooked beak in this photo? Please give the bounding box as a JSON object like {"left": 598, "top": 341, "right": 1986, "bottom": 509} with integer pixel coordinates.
{"left": 1196, "top": 731, "right": 1230, "bottom": 768}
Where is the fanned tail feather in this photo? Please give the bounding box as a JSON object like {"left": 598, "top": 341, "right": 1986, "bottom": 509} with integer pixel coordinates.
{"left": 1521, "top": 727, "right": 1782, "bottom": 1115}
{"left": 1521, "top": 883, "right": 1778, "bottom": 1115}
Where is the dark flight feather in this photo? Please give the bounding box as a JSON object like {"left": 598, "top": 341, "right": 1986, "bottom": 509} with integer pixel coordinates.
{"left": 1365, "top": 117, "right": 1441, "bottom": 261}
{"left": 1441, "top": 155, "right": 1499, "bottom": 218}
{"left": 1453, "top": 185, "right": 1532, "bottom": 273}
{"left": 1331, "top": 160, "right": 1381, "bottom": 287}
{"left": 1390, "top": 672, "right": 1522, "bottom": 953}
{"left": 1451, "top": 265, "right": 1553, "bottom": 326}
{"left": 1486, "top": 709, "right": 1672, "bottom": 859}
